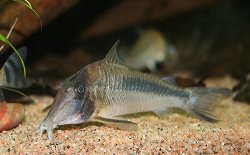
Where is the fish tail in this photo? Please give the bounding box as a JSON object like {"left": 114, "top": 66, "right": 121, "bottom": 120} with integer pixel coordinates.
{"left": 2, "top": 47, "right": 31, "bottom": 88}
{"left": 186, "top": 87, "right": 231, "bottom": 122}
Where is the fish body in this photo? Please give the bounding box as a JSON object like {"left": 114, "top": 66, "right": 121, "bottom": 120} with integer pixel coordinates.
{"left": 89, "top": 61, "right": 186, "bottom": 118}
{"left": 123, "top": 28, "right": 178, "bottom": 71}
{"left": 39, "top": 41, "right": 230, "bottom": 140}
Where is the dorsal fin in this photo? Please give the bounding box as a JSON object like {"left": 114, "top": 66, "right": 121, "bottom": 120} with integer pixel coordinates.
{"left": 105, "top": 40, "right": 124, "bottom": 65}
{"left": 3, "top": 47, "right": 32, "bottom": 88}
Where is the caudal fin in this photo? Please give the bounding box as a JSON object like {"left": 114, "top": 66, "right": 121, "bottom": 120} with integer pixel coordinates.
{"left": 2, "top": 47, "right": 31, "bottom": 88}
{"left": 187, "top": 87, "right": 231, "bottom": 122}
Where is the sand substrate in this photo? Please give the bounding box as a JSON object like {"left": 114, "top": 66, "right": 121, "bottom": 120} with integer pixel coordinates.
{"left": 0, "top": 76, "right": 249, "bottom": 154}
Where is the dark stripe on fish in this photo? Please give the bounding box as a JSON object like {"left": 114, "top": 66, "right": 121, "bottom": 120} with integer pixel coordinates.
{"left": 7, "top": 58, "right": 20, "bottom": 86}
{"left": 4, "top": 59, "right": 29, "bottom": 88}
{"left": 4, "top": 62, "right": 12, "bottom": 85}
{"left": 120, "top": 77, "right": 188, "bottom": 98}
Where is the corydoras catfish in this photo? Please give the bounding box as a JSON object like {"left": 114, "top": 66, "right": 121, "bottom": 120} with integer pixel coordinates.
{"left": 39, "top": 41, "right": 231, "bottom": 140}
{"left": 0, "top": 47, "right": 31, "bottom": 100}
{"left": 123, "top": 28, "right": 178, "bottom": 71}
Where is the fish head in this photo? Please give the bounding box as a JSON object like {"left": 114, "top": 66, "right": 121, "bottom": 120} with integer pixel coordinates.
{"left": 39, "top": 68, "right": 94, "bottom": 140}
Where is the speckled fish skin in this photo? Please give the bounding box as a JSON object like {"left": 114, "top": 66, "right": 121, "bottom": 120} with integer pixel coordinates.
{"left": 39, "top": 41, "right": 231, "bottom": 140}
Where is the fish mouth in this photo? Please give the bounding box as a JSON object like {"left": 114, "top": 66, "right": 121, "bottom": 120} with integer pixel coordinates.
{"left": 38, "top": 99, "right": 85, "bottom": 140}
{"left": 38, "top": 119, "right": 57, "bottom": 140}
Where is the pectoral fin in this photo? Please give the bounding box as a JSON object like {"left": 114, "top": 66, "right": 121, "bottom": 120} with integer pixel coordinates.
{"left": 93, "top": 116, "right": 138, "bottom": 131}
{"left": 154, "top": 107, "right": 175, "bottom": 119}
{"left": 0, "top": 86, "right": 36, "bottom": 103}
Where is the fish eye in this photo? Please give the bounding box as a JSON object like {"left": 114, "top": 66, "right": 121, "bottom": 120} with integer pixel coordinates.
{"left": 77, "top": 85, "right": 85, "bottom": 93}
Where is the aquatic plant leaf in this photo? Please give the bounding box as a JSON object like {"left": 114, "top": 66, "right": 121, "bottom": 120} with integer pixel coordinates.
{"left": 13, "top": 0, "right": 43, "bottom": 30}
{"left": 0, "top": 18, "right": 18, "bottom": 52}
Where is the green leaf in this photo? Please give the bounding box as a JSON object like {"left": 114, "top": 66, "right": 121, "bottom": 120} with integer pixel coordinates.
{"left": 0, "top": 34, "right": 27, "bottom": 77}
{"left": 13, "top": 0, "right": 43, "bottom": 30}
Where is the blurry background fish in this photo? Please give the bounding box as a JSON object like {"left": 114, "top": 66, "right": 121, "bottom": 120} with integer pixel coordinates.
{"left": 119, "top": 28, "right": 178, "bottom": 72}
{"left": 0, "top": 48, "right": 32, "bottom": 132}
